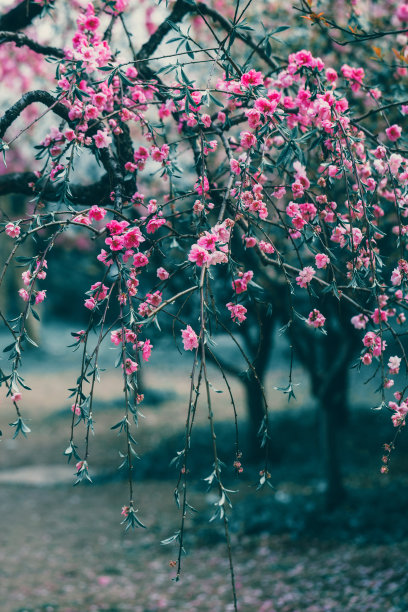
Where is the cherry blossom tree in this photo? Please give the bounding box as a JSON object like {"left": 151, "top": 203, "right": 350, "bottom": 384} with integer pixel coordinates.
{"left": 1, "top": 0, "right": 408, "bottom": 607}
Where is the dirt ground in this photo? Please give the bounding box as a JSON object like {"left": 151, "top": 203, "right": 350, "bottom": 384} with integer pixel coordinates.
{"left": 1, "top": 479, "right": 408, "bottom": 612}
{"left": 0, "top": 328, "right": 407, "bottom": 611}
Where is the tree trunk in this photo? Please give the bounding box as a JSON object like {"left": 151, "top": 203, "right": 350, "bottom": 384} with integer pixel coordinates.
{"left": 321, "top": 402, "right": 346, "bottom": 510}
{"left": 316, "top": 332, "right": 353, "bottom": 509}
{"left": 244, "top": 372, "right": 267, "bottom": 461}
{"left": 243, "top": 308, "right": 274, "bottom": 462}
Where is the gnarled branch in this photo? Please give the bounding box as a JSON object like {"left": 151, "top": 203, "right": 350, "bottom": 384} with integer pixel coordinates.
{"left": 0, "top": 90, "right": 70, "bottom": 139}
{"left": 0, "top": 31, "right": 64, "bottom": 58}
{"left": 0, "top": 0, "right": 45, "bottom": 32}
{"left": 0, "top": 171, "right": 110, "bottom": 205}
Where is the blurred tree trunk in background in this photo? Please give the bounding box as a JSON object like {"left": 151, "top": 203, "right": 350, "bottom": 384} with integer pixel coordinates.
{"left": 210, "top": 302, "right": 275, "bottom": 462}
{"left": 291, "top": 297, "right": 360, "bottom": 509}
{"left": 242, "top": 307, "right": 275, "bottom": 461}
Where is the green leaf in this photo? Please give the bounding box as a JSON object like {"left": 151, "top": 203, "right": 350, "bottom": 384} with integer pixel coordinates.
{"left": 272, "top": 25, "right": 290, "bottom": 33}
{"left": 161, "top": 531, "right": 180, "bottom": 545}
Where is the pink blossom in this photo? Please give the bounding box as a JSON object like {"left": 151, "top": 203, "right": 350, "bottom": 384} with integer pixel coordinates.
{"left": 18, "top": 288, "right": 29, "bottom": 301}
{"left": 197, "top": 232, "right": 217, "bottom": 252}
{"left": 341, "top": 64, "right": 365, "bottom": 91}
{"left": 124, "top": 358, "right": 138, "bottom": 375}
{"left": 201, "top": 114, "right": 211, "bottom": 127}
{"left": 71, "top": 403, "right": 81, "bottom": 416}
{"left": 157, "top": 267, "right": 169, "bottom": 280}
{"left": 315, "top": 253, "right": 330, "bottom": 269}
{"left": 291, "top": 181, "right": 304, "bottom": 199}
{"left": 125, "top": 329, "right": 137, "bottom": 343}
{"left": 146, "top": 216, "right": 166, "bottom": 234}
{"left": 75, "top": 460, "right": 86, "bottom": 473}
{"left": 193, "top": 201, "right": 204, "bottom": 215}
{"left": 141, "top": 339, "right": 152, "bottom": 361}
{"left": 232, "top": 270, "right": 253, "bottom": 294}
{"left": 73, "top": 214, "right": 91, "bottom": 226}
{"left": 240, "top": 69, "right": 263, "bottom": 88}
{"left": 146, "top": 291, "right": 162, "bottom": 307}
{"left": 352, "top": 227, "right": 363, "bottom": 247}
{"left": 254, "top": 97, "right": 277, "bottom": 114}
{"left": 123, "top": 227, "right": 144, "bottom": 248}
{"left": 245, "top": 109, "right": 262, "bottom": 129}
{"left": 105, "top": 235, "right": 125, "bottom": 251}
{"left": 226, "top": 302, "right": 247, "bottom": 323}
{"left": 351, "top": 314, "right": 368, "bottom": 330}
{"left": 388, "top": 356, "right": 401, "bottom": 374}
{"left": 190, "top": 90, "right": 202, "bottom": 106}
{"left": 286, "top": 202, "right": 300, "bottom": 218}
{"left": 181, "top": 325, "right": 199, "bottom": 351}
{"left": 293, "top": 161, "right": 310, "bottom": 189}
{"left": 188, "top": 244, "right": 211, "bottom": 267}
{"left": 325, "top": 68, "right": 337, "bottom": 82}
{"left": 84, "top": 104, "right": 99, "bottom": 120}
{"left": 230, "top": 158, "right": 241, "bottom": 175}
{"left": 194, "top": 176, "right": 209, "bottom": 194}
{"left": 391, "top": 402, "right": 408, "bottom": 427}
{"left": 371, "top": 308, "right": 388, "bottom": 324}
{"left": 35, "top": 290, "right": 46, "bottom": 304}
{"left": 151, "top": 144, "right": 169, "bottom": 162}
{"left": 5, "top": 223, "right": 20, "bottom": 238}
{"left": 91, "top": 282, "right": 108, "bottom": 301}
{"left": 89, "top": 206, "right": 106, "bottom": 221}
{"left": 293, "top": 49, "right": 314, "bottom": 68}
{"left": 386, "top": 124, "right": 402, "bottom": 142}
{"left": 84, "top": 297, "right": 97, "bottom": 310}
{"left": 363, "top": 331, "right": 385, "bottom": 357}
{"left": 209, "top": 250, "right": 228, "bottom": 265}
{"left": 259, "top": 241, "right": 275, "bottom": 254}
{"left": 93, "top": 129, "right": 112, "bottom": 148}
{"left": 111, "top": 330, "right": 122, "bottom": 346}
{"left": 97, "top": 249, "right": 113, "bottom": 266}
{"left": 240, "top": 131, "right": 257, "bottom": 150}
{"left": 389, "top": 153, "right": 403, "bottom": 174}
{"left": 21, "top": 271, "right": 31, "bottom": 286}
{"left": 396, "top": 3, "right": 408, "bottom": 21}
{"left": 392, "top": 268, "right": 402, "bottom": 286}
{"left": 307, "top": 309, "right": 326, "bottom": 328}
{"left": 106, "top": 219, "right": 129, "bottom": 235}
{"left": 133, "top": 252, "right": 149, "bottom": 267}
{"left": 244, "top": 236, "right": 257, "bottom": 248}
{"left": 296, "top": 266, "right": 315, "bottom": 288}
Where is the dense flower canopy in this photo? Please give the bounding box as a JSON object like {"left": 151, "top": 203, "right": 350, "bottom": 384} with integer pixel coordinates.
{"left": 0, "top": 0, "right": 408, "bottom": 607}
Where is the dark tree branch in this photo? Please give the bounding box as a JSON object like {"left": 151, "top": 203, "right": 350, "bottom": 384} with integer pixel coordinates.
{"left": 136, "top": 0, "right": 193, "bottom": 63}
{"left": 0, "top": 171, "right": 110, "bottom": 205}
{"left": 0, "top": 171, "right": 37, "bottom": 196}
{"left": 294, "top": 1, "right": 408, "bottom": 47}
{"left": 99, "top": 148, "right": 125, "bottom": 209}
{"left": 195, "top": 2, "right": 280, "bottom": 70}
{"left": 355, "top": 99, "right": 408, "bottom": 122}
{"left": 0, "top": 90, "right": 70, "bottom": 139}
{"left": 0, "top": 0, "right": 45, "bottom": 32}
{"left": 0, "top": 31, "right": 64, "bottom": 57}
